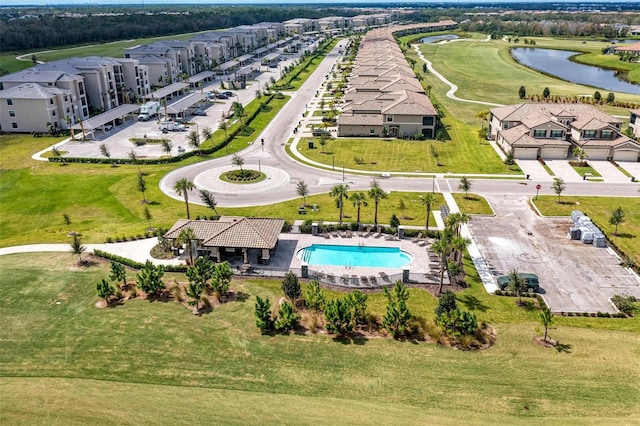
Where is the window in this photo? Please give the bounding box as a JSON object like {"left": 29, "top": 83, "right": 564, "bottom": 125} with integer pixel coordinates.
{"left": 550, "top": 129, "right": 563, "bottom": 138}
{"left": 11, "top": 122, "right": 17, "bottom": 129}
{"left": 52, "top": 111, "right": 56, "bottom": 117}
{"left": 583, "top": 130, "right": 596, "bottom": 138}
{"left": 9, "top": 110, "right": 15, "bottom": 117}
{"left": 503, "top": 122, "right": 509, "bottom": 129}
{"left": 6, "top": 99, "right": 13, "bottom": 106}
{"left": 370, "top": 128, "right": 375, "bottom": 134}
{"left": 386, "top": 115, "right": 393, "bottom": 122}
{"left": 631, "top": 115, "right": 637, "bottom": 124}
{"left": 601, "top": 130, "right": 613, "bottom": 139}
{"left": 422, "top": 116, "right": 434, "bottom": 126}
{"left": 50, "top": 99, "right": 54, "bottom": 105}
{"left": 533, "top": 129, "right": 546, "bottom": 138}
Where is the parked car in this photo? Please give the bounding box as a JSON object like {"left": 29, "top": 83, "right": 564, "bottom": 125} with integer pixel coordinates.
{"left": 192, "top": 108, "right": 207, "bottom": 116}
{"left": 312, "top": 128, "right": 330, "bottom": 137}
{"left": 496, "top": 273, "right": 540, "bottom": 292}
{"left": 216, "top": 93, "right": 229, "bottom": 100}
{"left": 222, "top": 91, "right": 233, "bottom": 97}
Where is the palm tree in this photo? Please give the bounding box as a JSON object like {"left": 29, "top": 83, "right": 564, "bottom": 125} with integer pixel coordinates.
{"left": 368, "top": 180, "right": 387, "bottom": 228}
{"left": 70, "top": 235, "right": 86, "bottom": 265}
{"left": 475, "top": 109, "right": 490, "bottom": 132}
{"left": 160, "top": 98, "right": 167, "bottom": 120}
{"left": 177, "top": 227, "right": 197, "bottom": 265}
{"left": 174, "top": 178, "right": 195, "bottom": 219}
{"left": 539, "top": 308, "right": 553, "bottom": 343}
{"left": 350, "top": 192, "right": 368, "bottom": 229}
{"left": 432, "top": 235, "right": 452, "bottom": 294}
{"left": 162, "top": 139, "right": 173, "bottom": 157}
{"left": 418, "top": 193, "right": 436, "bottom": 231}
{"left": 330, "top": 183, "right": 349, "bottom": 225}
{"left": 445, "top": 212, "right": 470, "bottom": 237}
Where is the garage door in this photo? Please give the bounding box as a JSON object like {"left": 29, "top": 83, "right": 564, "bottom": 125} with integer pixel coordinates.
{"left": 613, "top": 150, "right": 639, "bottom": 162}
{"left": 513, "top": 147, "right": 538, "bottom": 160}
{"left": 540, "top": 147, "right": 568, "bottom": 159}
{"left": 584, "top": 149, "right": 609, "bottom": 161}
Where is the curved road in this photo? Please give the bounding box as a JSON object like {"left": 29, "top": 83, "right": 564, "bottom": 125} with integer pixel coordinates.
{"left": 160, "top": 39, "right": 639, "bottom": 208}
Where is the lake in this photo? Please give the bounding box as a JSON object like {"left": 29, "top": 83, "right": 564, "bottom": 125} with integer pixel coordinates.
{"left": 420, "top": 34, "right": 459, "bottom": 44}
{"left": 511, "top": 47, "right": 640, "bottom": 95}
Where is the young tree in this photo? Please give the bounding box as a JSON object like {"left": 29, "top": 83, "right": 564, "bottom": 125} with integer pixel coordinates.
{"left": 174, "top": 178, "right": 195, "bottom": 219}
{"left": 199, "top": 189, "right": 219, "bottom": 215}
{"left": 430, "top": 144, "right": 441, "bottom": 166}
{"left": 518, "top": 85, "right": 526, "bottom": 99}
{"left": 232, "top": 101, "right": 246, "bottom": 124}
{"left": 398, "top": 199, "right": 407, "bottom": 219}
{"left": 507, "top": 269, "right": 527, "bottom": 304}
{"left": 187, "top": 129, "right": 201, "bottom": 155}
{"left": 539, "top": 308, "right": 554, "bottom": 343}
{"left": 62, "top": 214, "right": 72, "bottom": 233}
{"left": 606, "top": 92, "right": 615, "bottom": 104}
{"left": 143, "top": 206, "right": 152, "bottom": 227}
{"left": 96, "top": 279, "right": 115, "bottom": 303}
{"left": 345, "top": 289, "right": 368, "bottom": 327}
{"left": 99, "top": 143, "right": 112, "bottom": 165}
{"left": 551, "top": 178, "right": 566, "bottom": 203}
{"left": 281, "top": 271, "right": 301, "bottom": 306}
{"left": 186, "top": 256, "right": 214, "bottom": 291}
{"left": 161, "top": 139, "right": 173, "bottom": 157}
{"left": 70, "top": 235, "right": 86, "bottom": 264}
{"left": 418, "top": 193, "right": 436, "bottom": 231}
{"left": 368, "top": 180, "right": 387, "bottom": 228}
{"left": 275, "top": 300, "right": 299, "bottom": 332}
{"left": 255, "top": 296, "right": 274, "bottom": 332}
{"left": 350, "top": 192, "right": 368, "bottom": 229}
{"left": 435, "top": 290, "right": 458, "bottom": 318}
{"left": 572, "top": 146, "right": 588, "bottom": 164}
{"left": 296, "top": 180, "right": 309, "bottom": 206}
{"left": 211, "top": 261, "right": 232, "bottom": 302}
{"left": 128, "top": 149, "right": 141, "bottom": 174}
{"left": 201, "top": 126, "right": 212, "bottom": 142}
{"left": 330, "top": 183, "right": 350, "bottom": 225}
{"left": 609, "top": 207, "right": 625, "bottom": 235}
{"left": 51, "top": 146, "right": 66, "bottom": 165}
{"left": 324, "top": 298, "right": 353, "bottom": 335}
{"left": 218, "top": 120, "right": 229, "bottom": 152}
{"left": 382, "top": 281, "right": 411, "bottom": 339}
{"left": 542, "top": 87, "right": 550, "bottom": 99}
{"left": 304, "top": 280, "right": 326, "bottom": 312}
{"left": 232, "top": 153, "right": 245, "bottom": 172}
{"left": 185, "top": 280, "right": 203, "bottom": 311}
{"left": 137, "top": 173, "right": 147, "bottom": 203}
{"left": 109, "top": 261, "right": 127, "bottom": 288}
{"left": 475, "top": 109, "right": 490, "bottom": 131}
{"left": 136, "top": 260, "right": 165, "bottom": 296}
{"left": 458, "top": 176, "right": 472, "bottom": 198}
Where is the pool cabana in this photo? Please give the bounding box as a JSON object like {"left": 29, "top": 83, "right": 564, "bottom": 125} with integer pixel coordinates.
{"left": 164, "top": 216, "right": 285, "bottom": 265}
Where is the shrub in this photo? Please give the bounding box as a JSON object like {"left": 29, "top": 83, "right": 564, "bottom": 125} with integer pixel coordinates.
{"left": 274, "top": 300, "right": 299, "bottom": 331}
{"left": 611, "top": 295, "right": 638, "bottom": 315}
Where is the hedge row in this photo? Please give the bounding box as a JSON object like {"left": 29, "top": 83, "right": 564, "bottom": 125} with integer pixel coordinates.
{"left": 49, "top": 93, "right": 276, "bottom": 166}
{"left": 93, "top": 249, "right": 188, "bottom": 273}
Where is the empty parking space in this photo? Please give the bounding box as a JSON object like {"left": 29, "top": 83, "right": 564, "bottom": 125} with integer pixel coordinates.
{"left": 469, "top": 195, "right": 640, "bottom": 313}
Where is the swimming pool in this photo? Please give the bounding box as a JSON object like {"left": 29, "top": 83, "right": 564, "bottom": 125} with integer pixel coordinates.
{"left": 298, "top": 244, "right": 412, "bottom": 268}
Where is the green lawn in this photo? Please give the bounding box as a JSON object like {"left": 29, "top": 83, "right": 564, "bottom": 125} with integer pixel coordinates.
{"left": 402, "top": 33, "right": 639, "bottom": 129}
{"left": 534, "top": 195, "right": 640, "bottom": 265}
{"left": 1, "top": 253, "right": 638, "bottom": 424}
{"left": 298, "top": 136, "right": 517, "bottom": 174}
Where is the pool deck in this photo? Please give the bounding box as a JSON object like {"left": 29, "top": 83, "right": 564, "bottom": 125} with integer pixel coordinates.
{"left": 284, "top": 232, "right": 440, "bottom": 286}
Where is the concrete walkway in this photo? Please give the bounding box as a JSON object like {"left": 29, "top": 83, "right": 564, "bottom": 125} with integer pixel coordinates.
{"left": 0, "top": 239, "right": 184, "bottom": 266}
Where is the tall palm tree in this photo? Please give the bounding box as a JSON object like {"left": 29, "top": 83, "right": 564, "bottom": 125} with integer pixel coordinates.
{"left": 368, "top": 180, "right": 387, "bottom": 228}
{"left": 330, "top": 183, "right": 349, "bottom": 225}
{"left": 431, "top": 234, "right": 452, "bottom": 294}
{"left": 445, "top": 212, "right": 470, "bottom": 237}
{"left": 475, "top": 109, "right": 490, "bottom": 132}
{"left": 350, "top": 192, "right": 368, "bottom": 229}
{"left": 418, "top": 193, "right": 436, "bottom": 231}
{"left": 174, "top": 178, "right": 195, "bottom": 219}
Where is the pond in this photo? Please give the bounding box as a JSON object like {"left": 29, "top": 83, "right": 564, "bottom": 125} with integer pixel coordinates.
{"left": 420, "top": 34, "right": 459, "bottom": 44}
{"left": 511, "top": 47, "right": 640, "bottom": 95}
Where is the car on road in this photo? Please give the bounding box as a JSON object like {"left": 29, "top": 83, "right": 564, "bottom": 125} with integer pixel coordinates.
{"left": 496, "top": 273, "right": 540, "bottom": 292}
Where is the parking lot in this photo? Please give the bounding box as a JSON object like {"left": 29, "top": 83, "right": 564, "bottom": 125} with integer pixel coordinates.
{"left": 470, "top": 194, "right": 640, "bottom": 313}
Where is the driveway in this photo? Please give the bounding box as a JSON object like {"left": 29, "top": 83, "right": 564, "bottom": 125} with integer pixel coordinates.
{"left": 469, "top": 194, "right": 640, "bottom": 313}
{"left": 589, "top": 160, "right": 633, "bottom": 184}
{"left": 545, "top": 160, "right": 583, "bottom": 182}
{"left": 516, "top": 159, "right": 554, "bottom": 182}
{"left": 618, "top": 161, "right": 640, "bottom": 181}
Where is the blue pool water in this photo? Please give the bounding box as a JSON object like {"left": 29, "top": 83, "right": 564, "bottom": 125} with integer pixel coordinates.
{"left": 298, "top": 244, "right": 412, "bottom": 268}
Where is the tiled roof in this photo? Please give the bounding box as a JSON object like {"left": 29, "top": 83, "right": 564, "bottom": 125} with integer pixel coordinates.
{"left": 164, "top": 217, "right": 285, "bottom": 249}
{"left": 337, "top": 113, "right": 383, "bottom": 125}
{"left": 0, "top": 82, "right": 69, "bottom": 99}
{"left": 578, "top": 134, "right": 639, "bottom": 148}
{"left": 501, "top": 125, "right": 570, "bottom": 148}
{"left": 491, "top": 103, "right": 622, "bottom": 126}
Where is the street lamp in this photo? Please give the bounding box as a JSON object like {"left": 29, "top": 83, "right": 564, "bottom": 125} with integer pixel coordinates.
{"left": 432, "top": 175, "right": 435, "bottom": 193}
{"left": 332, "top": 155, "right": 335, "bottom": 171}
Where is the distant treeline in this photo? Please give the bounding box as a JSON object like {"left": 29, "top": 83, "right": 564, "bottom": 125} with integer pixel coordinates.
{"left": 0, "top": 6, "right": 357, "bottom": 52}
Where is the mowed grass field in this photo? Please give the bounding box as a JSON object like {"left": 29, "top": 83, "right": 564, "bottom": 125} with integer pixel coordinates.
{"left": 404, "top": 34, "right": 639, "bottom": 127}
{"left": 1, "top": 253, "right": 639, "bottom": 424}
{"left": 534, "top": 195, "right": 640, "bottom": 266}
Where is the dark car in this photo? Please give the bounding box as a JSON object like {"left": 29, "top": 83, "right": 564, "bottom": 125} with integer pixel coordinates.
{"left": 216, "top": 93, "right": 229, "bottom": 100}
{"left": 192, "top": 108, "right": 207, "bottom": 116}
{"left": 222, "top": 91, "right": 233, "bottom": 97}
{"left": 496, "top": 273, "right": 540, "bottom": 292}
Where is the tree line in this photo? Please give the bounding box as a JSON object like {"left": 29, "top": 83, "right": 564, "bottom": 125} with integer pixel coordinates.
{"left": 0, "top": 5, "right": 353, "bottom": 52}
